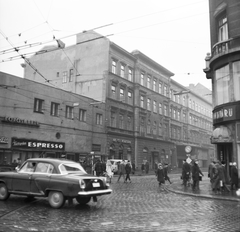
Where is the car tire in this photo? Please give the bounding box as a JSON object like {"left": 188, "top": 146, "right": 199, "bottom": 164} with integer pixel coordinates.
{"left": 48, "top": 191, "right": 65, "bottom": 209}
{"left": 0, "top": 183, "right": 10, "bottom": 200}
{"left": 76, "top": 196, "right": 91, "bottom": 205}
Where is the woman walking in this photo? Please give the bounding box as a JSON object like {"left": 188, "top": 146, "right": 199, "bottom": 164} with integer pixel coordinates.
{"left": 106, "top": 160, "right": 114, "bottom": 183}
{"left": 156, "top": 163, "right": 165, "bottom": 186}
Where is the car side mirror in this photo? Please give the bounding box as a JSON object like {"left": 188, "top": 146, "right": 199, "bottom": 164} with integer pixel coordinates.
{"left": 15, "top": 167, "right": 20, "bottom": 172}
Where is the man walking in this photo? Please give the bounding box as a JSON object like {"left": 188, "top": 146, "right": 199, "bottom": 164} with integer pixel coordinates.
{"left": 182, "top": 159, "right": 191, "bottom": 187}
{"left": 117, "top": 160, "right": 126, "bottom": 182}
{"left": 125, "top": 160, "right": 132, "bottom": 183}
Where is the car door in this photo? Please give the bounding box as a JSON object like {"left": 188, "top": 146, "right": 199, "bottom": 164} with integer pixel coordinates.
{"left": 11, "top": 161, "right": 36, "bottom": 193}
{"left": 29, "top": 162, "right": 53, "bottom": 195}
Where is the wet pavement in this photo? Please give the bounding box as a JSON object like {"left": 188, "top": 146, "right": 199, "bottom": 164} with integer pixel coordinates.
{"left": 0, "top": 173, "right": 239, "bottom": 232}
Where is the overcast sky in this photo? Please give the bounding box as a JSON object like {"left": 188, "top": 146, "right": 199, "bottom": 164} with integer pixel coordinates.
{"left": 0, "top": 0, "right": 212, "bottom": 90}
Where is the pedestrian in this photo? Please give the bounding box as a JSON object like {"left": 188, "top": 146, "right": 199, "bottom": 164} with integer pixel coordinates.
{"left": 94, "top": 159, "right": 103, "bottom": 177}
{"left": 117, "top": 160, "right": 126, "bottom": 182}
{"left": 101, "top": 160, "right": 106, "bottom": 174}
{"left": 154, "top": 161, "right": 158, "bottom": 176}
{"left": 156, "top": 163, "right": 165, "bottom": 186}
{"left": 191, "top": 159, "right": 204, "bottom": 191}
{"left": 208, "top": 160, "right": 216, "bottom": 183}
{"left": 163, "top": 163, "right": 172, "bottom": 184}
{"left": 105, "top": 160, "right": 114, "bottom": 183}
{"left": 125, "top": 160, "right": 132, "bottom": 183}
{"left": 230, "top": 162, "right": 239, "bottom": 190}
{"left": 141, "top": 161, "right": 145, "bottom": 174}
{"left": 131, "top": 162, "right": 135, "bottom": 175}
{"left": 145, "top": 160, "right": 149, "bottom": 174}
{"left": 182, "top": 159, "right": 191, "bottom": 187}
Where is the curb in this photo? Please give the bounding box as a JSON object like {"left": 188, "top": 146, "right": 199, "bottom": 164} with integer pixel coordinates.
{"left": 166, "top": 186, "right": 240, "bottom": 202}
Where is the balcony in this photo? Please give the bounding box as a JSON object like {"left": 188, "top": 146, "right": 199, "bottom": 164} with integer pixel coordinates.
{"left": 212, "top": 36, "right": 240, "bottom": 58}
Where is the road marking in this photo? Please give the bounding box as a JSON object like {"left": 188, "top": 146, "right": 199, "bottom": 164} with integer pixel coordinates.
{"left": 151, "top": 222, "right": 160, "bottom": 227}
{"left": 101, "top": 222, "right": 114, "bottom": 226}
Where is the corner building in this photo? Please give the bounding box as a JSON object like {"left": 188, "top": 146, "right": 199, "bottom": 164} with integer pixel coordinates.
{"left": 23, "top": 31, "right": 213, "bottom": 169}
{"left": 204, "top": 0, "right": 240, "bottom": 176}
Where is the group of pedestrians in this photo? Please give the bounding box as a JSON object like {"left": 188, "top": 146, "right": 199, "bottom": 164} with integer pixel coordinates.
{"left": 208, "top": 160, "right": 239, "bottom": 193}
{"left": 181, "top": 159, "right": 204, "bottom": 191}
{"left": 117, "top": 160, "right": 132, "bottom": 183}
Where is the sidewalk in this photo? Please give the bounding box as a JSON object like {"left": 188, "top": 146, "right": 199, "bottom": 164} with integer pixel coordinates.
{"left": 167, "top": 172, "right": 240, "bottom": 202}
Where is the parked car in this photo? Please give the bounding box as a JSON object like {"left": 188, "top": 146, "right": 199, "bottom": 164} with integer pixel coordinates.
{"left": 0, "top": 158, "right": 112, "bottom": 209}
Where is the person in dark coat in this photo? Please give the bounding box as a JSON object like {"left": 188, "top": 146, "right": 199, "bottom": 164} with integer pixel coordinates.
{"left": 208, "top": 160, "right": 216, "bottom": 183}
{"left": 230, "top": 162, "right": 239, "bottom": 190}
{"left": 156, "top": 163, "right": 165, "bottom": 186}
{"left": 117, "top": 160, "right": 126, "bottom": 182}
{"left": 145, "top": 161, "right": 149, "bottom": 174}
{"left": 141, "top": 161, "right": 145, "bottom": 174}
{"left": 182, "top": 159, "right": 191, "bottom": 186}
{"left": 131, "top": 162, "right": 135, "bottom": 174}
{"left": 125, "top": 160, "right": 132, "bottom": 183}
{"left": 191, "top": 160, "right": 203, "bottom": 191}
{"left": 163, "top": 163, "right": 172, "bottom": 184}
{"left": 94, "top": 160, "right": 103, "bottom": 177}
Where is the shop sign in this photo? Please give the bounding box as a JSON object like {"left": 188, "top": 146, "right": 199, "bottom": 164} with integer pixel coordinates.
{"left": 210, "top": 136, "right": 232, "bottom": 144}
{"left": 0, "top": 136, "right": 8, "bottom": 144}
{"left": 92, "top": 144, "right": 101, "bottom": 152}
{"left": 3, "top": 116, "right": 39, "bottom": 127}
{"left": 112, "top": 138, "right": 131, "bottom": 144}
{"left": 213, "top": 105, "right": 240, "bottom": 124}
{"left": 12, "top": 138, "right": 65, "bottom": 150}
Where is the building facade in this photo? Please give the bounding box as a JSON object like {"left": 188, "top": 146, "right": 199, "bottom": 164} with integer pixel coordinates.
{"left": 0, "top": 72, "right": 107, "bottom": 170}
{"left": 23, "top": 31, "right": 214, "bottom": 169}
{"left": 204, "top": 0, "right": 240, "bottom": 176}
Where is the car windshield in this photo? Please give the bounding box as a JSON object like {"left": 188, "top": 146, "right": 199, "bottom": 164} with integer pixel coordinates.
{"left": 59, "top": 162, "right": 87, "bottom": 174}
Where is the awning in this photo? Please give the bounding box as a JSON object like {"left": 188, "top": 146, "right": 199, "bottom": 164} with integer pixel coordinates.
{"left": 211, "top": 126, "right": 232, "bottom": 143}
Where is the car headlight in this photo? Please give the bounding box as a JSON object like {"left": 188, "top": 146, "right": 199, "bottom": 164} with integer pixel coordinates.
{"left": 79, "top": 179, "right": 86, "bottom": 189}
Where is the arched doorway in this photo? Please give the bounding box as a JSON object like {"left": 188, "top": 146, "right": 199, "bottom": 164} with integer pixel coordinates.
{"left": 118, "top": 144, "right": 124, "bottom": 160}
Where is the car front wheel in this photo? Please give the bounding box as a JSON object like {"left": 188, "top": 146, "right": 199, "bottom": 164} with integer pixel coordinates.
{"left": 76, "top": 196, "right": 91, "bottom": 205}
{"left": 0, "top": 183, "right": 10, "bottom": 200}
{"left": 48, "top": 191, "right": 65, "bottom": 209}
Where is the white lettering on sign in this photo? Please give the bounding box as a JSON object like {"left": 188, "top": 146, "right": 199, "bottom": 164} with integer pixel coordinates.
{"left": 0, "top": 137, "right": 8, "bottom": 144}
{"left": 213, "top": 108, "right": 233, "bottom": 120}
{"left": 112, "top": 138, "right": 131, "bottom": 144}
{"left": 3, "top": 116, "right": 39, "bottom": 126}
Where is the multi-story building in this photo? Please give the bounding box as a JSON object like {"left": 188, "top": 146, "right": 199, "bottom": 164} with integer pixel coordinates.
{"left": 204, "top": 0, "right": 240, "bottom": 175}
{"left": 0, "top": 72, "right": 106, "bottom": 171}
{"left": 22, "top": 30, "right": 213, "bottom": 169}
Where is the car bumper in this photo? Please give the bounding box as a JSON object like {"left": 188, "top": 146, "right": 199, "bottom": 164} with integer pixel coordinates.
{"left": 78, "top": 189, "right": 112, "bottom": 196}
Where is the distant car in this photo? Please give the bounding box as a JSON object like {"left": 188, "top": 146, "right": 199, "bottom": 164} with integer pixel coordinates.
{"left": 0, "top": 158, "right": 112, "bottom": 209}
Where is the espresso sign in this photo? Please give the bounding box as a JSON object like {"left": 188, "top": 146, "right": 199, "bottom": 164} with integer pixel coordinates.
{"left": 12, "top": 138, "right": 65, "bottom": 150}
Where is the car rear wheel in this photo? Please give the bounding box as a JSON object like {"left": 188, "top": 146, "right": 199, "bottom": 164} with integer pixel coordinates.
{"left": 76, "top": 196, "right": 91, "bottom": 205}
{"left": 0, "top": 183, "right": 10, "bottom": 200}
{"left": 48, "top": 191, "right": 65, "bottom": 209}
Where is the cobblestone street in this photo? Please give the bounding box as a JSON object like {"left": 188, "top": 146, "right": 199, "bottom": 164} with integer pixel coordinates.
{"left": 0, "top": 175, "right": 240, "bottom": 232}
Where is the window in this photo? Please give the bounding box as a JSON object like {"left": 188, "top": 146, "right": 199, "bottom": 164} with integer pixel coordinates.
{"left": 69, "top": 69, "right": 74, "bottom": 82}
{"left": 79, "top": 109, "right": 86, "bottom": 122}
{"left": 128, "top": 91, "right": 133, "bottom": 104}
{"left": 140, "top": 96, "right": 144, "bottom": 108}
{"left": 177, "top": 95, "right": 180, "bottom": 104}
{"left": 127, "top": 116, "right": 132, "bottom": 130}
{"left": 177, "top": 110, "right": 180, "bottom": 121}
{"left": 147, "top": 98, "right": 151, "bottom": 111}
{"left": 173, "top": 109, "right": 176, "bottom": 119}
{"left": 153, "top": 79, "right": 156, "bottom": 91}
{"left": 120, "top": 64, "right": 125, "bottom": 78}
{"left": 163, "top": 124, "right": 168, "bottom": 137}
{"left": 112, "top": 60, "right": 117, "bottom": 74}
{"left": 120, "top": 88, "right": 125, "bottom": 102}
{"left": 214, "top": 64, "right": 230, "bottom": 106}
{"left": 128, "top": 68, "right": 133, "bottom": 81}
{"left": 183, "top": 112, "right": 186, "bottom": 122}
{"left": 140, "top": 73, "right": 144, "bottom": 85}
{"left": 159, "top": 82, "right": 162, "bottom": 94}
{"left": 111, "top": 112, "right": 116, "bottom": 127}
{"left": 153, "top": 121, "right": 157, "bottom": 135}
{"left": 183, "top": 96, "right": 186, "bottom": 106}
{"left": 233, "top": 61, "right": 240, "bottom": 101}
{"left": 153, "top": 101, "right": 157, "bottom": 113}
{"left": 34, "top": 98, "right": 44, "bottom": 113}
{"left": 158, "top": 123, "right": 162, "bottom": 136}
{"left": 147, "top": 120, "right": 151, "bottom": 134}
{"left": 164, "top": 85, "right": 167, "bottom": 96}
{"left": 111, "top": 85, "right": 116, "bottom": 99}
{"left": 173, "top": 94, "right": 176, "bottom": 102}
{"left": 170, "top": 89, "right": 172, "bottom": 100}
{"left": 140, "top": 117, "right": 145, "bottom": 135}
{"left": 147, "top": 75, "right": 151, "bottom": 89}
{"left": 164, "top": 105, "right": 168, "bottom": 116}
{"left": 96, "top": 113, "right": 103, "bottom": 125}
{"left": 218, "top": 13, "right": 228, "bottom": 42}
{"left": 189, "top": 99, "right": 192, "bottom": 108}
{"left": 159, "top": 103, "right": 162, "bottom": 114}
{"left": 169, "top": 108, "right": 172, "bottom": 118}
{"left": 66, "top": 106, "right": 74, "bottom": 119}
{"left": 119, "top": 115, "right": 124, "bottom": 129}
{"left": 50, "top": 102, "right": 59, "bottom": 116}
{"left": 193, "top": 101, "right": 195, "bottom": 110}
{"left": 63, "top": 71, "right": 67, "bottom": 83}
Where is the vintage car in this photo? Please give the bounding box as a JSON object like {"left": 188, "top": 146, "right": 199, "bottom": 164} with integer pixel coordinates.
{"left": 0, "top": 158, "right": 112, "bottom": 209}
